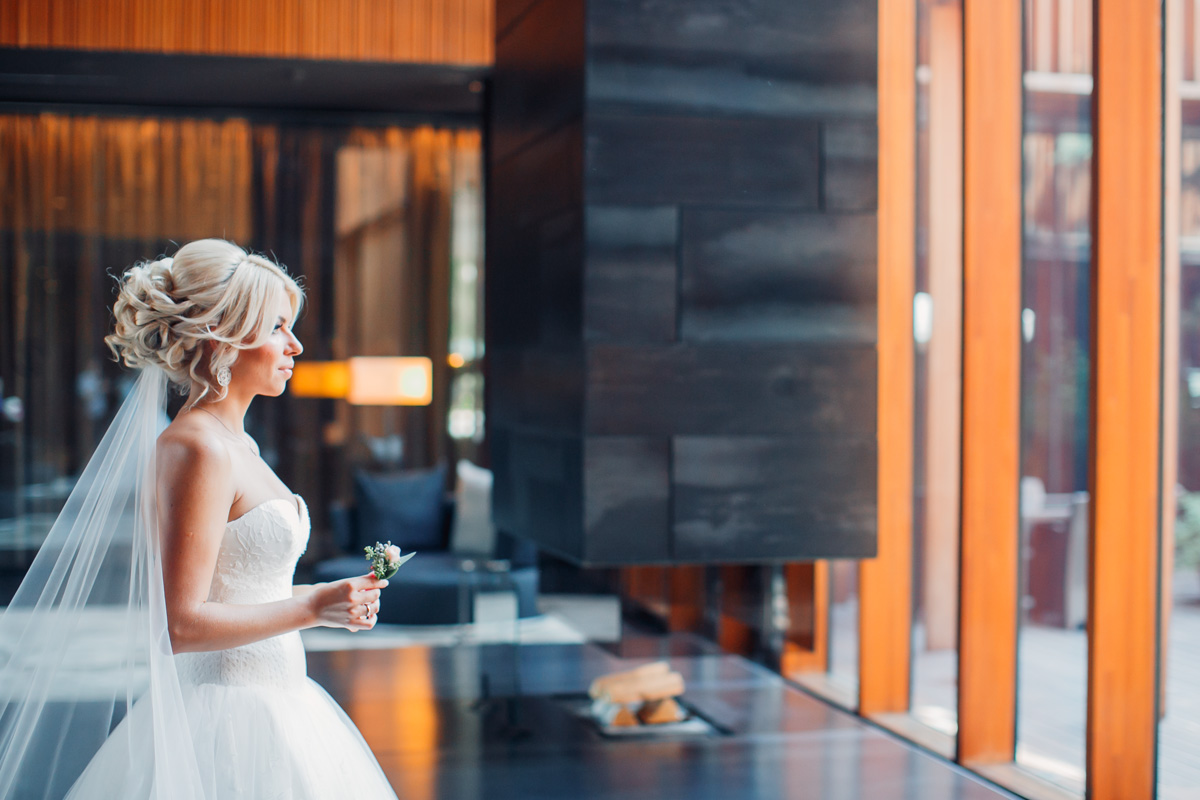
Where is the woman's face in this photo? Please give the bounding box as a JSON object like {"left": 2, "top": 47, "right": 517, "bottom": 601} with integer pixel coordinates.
{"left": 231, "top": 293, "right": 303, "bottom": 398}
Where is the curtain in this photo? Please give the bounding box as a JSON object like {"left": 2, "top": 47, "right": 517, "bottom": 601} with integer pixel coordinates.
{"left": 0, "top": 111, "right": 480, "bottom": 572}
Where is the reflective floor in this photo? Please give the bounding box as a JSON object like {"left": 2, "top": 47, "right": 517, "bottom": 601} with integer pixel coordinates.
{"left": 308, "top": 639, "right": 1018, "bottom": 800}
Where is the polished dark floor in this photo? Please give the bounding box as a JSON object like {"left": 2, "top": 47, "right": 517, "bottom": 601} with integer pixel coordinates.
{"left": 307, "top": 637, "right": 1018, "bottom": 800}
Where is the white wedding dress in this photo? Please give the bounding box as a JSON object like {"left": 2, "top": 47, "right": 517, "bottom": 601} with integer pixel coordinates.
{"left": 66, "top": 494, "right": 398, "bottom": 799}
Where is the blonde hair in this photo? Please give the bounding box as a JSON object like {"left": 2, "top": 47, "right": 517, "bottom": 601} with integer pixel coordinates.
{"left": 105, "top": 239, "right": 304, "bottom": 406}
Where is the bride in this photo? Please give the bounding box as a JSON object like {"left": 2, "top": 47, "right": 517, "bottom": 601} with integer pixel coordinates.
{"left": 0, "top": 239, "right": 398, "bottom": 799}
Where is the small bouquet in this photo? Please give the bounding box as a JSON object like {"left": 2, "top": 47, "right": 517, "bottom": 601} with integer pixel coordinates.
{"left": 364, "top": 541, "right": 415, "bottom": 580}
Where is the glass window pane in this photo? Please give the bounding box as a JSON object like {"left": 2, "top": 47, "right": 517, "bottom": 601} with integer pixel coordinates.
{"left": 1162, "top": 3, "right": 1200, "bottom": 795}
{"left": 1016, "top": 0, "right": 1092, "bottom": 791}
{"left": 911, "top": 0, "right": 962, "bottom": 739}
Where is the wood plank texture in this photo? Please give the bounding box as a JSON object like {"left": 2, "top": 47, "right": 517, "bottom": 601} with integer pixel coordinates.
{"left": 584, "top": 205, "right": 678, "bottom": 343}
{"left": 488, "top": 0, "right": 878, "bottom": 566}
{"left": 673, "top": 436, "right": 877, "bottom": 562}
{"left": 0, "top": 0, "right": 493, "bottom": 64}
{"left": 1087, "top": 1, "right": 1163, "bottom": 798}
{"left": 585, "top": 0, "right": 875, "bottom": 118}
{"left": 585, "top": 116, "right": 821, "bottom": 208}
{"left": 679, "top": 210, "right": 877, "bottom": 344}
{"left": 957, "top": 0, "right": 1022, "bottom": 764}
{"left": 583, "top": 436, "right": 670, "bottom": 563}
{"left": 586, "top": 345, "right": 877, "bottom": 437}
{"left": 857, "top": 0, "right": 914, "bottom": 716}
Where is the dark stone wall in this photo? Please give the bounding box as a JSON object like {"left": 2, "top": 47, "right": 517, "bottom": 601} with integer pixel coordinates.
{"left": 488, "top": 0, "right": 878, "bottom": 565}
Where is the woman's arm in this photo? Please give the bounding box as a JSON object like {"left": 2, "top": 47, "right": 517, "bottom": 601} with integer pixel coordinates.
{"left": 158, "top": 430, "right": 386, "bottom": 654}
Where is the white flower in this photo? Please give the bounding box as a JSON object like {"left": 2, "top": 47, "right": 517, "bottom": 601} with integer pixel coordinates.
{"left": 384, "top": 544, "right": 402, "bottom": 564}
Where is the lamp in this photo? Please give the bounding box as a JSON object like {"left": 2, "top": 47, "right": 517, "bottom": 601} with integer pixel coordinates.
{"left": 347, "top": 357, "right": 433, "bottom": 406}
{"left": 288, "top": 361, "right": 350, "bottom": 398}
{"left": 290, "top": 357, "right": 433, "bottom": 405}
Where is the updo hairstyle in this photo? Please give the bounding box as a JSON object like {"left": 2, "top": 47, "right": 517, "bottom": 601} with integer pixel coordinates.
{"left": 105, "top": 238, "right": 304, "bottom": 406}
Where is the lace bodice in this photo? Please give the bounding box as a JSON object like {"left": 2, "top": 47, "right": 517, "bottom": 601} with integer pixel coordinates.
{"left": 175, "top": 494, "right": 310, "bottom": 688}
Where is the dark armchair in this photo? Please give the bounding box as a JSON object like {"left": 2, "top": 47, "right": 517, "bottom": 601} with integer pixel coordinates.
{"left": 313, "top": 462, "right": 539, "bottom": 626}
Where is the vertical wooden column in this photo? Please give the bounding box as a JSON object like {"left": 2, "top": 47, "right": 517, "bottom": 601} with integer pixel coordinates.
{"left": 1160, "top": 0, "right": 1182, "bottom": 720}
{"left": 1088, "top": 2, "right": 1163, "bottom": 798}
{"left": 921, "top": 0, "right": 964, "bottom": 655}
{"left": 781, "top": 562, "right": 829, "bottom": 673}
{"left": 667, "top": 566, "right": 706, "bottom": 633}
{"left": 859, "top": 0, "right": 915, "bottom": 716}
{"left": 957, "top": 0, "right": 1022, "bottom": 765}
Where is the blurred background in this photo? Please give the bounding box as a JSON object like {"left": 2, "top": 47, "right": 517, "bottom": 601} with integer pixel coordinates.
{"left": 0, "top": 2, "right": 1195, "bottom": 799}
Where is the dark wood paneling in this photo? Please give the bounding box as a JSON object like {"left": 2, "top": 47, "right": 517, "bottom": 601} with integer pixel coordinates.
{"left": 672, "top": 436, "right": 876, "bottom": 561}
{"left": 0, "top": 49, "right": 486, "bottom": 120}
{"left": 492, "top": 0, "right": 584, "bottom": 162}
{"left": 488, "top": 0, "right": 877, "bottom": 566}
{"left": 587, "top": 344, "right": 876, "bottom": 437}
{"left": 491, "top": 121, "right": 583, "bottom": 230}
{"left": 587, "top": 0, "right": 876, "bottom": 116}
{"left": 586, "top": 116, "right": 821, "bottom": 208}
{"left": 488, "top": 122, "right": 584, "bottom": 350}
{"left": 538, "top": 210, "right": 585, "bottom": 344}
{"left": 489, "top": 425, "right": 584, "bottom": 559}
{"left": 488, "top": 348, "right": 584, "bottom": 432}
{"left": 583, "top": 437, "right": 671, "bottom": 562}
{"left": 680, "top": 210, "right": 876, "bottom": 343}
{"left": 823, "top": 121, "right": 879, "bottom": 212}
{"left": 496, "top": 0, "right": 544, "bottom": 40}
{"left": 584, "top": 205, "right": 678, "bottom": 343}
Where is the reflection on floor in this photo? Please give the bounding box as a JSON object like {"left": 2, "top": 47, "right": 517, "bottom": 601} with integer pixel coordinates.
{"left": 307, "top": 635, "right": 1020, "bottom": 800}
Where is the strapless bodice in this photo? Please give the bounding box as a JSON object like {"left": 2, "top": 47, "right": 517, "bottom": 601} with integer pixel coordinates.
{"left": 175, "top": 495, "right": 311, "bottom": 688}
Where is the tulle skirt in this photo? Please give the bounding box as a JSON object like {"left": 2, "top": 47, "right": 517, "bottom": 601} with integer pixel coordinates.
{"left": 66, "top": 678, "right": 398, "bottom": 799}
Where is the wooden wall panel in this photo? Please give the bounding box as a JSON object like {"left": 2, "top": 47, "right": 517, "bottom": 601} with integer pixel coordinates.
{"left": 586, "top": 345, "right": 876, "bottom": 438}
{"left": 586, "top": 116, "right": 821, "bottom": 208}
{"left": 583, "top": 437, "right": 670, "bottom": 563}
{"left": 673, "top": 436, "right": 877, "bottom": 562}
{"left": 1087, "top": 1, "right": 1162, "bottom": 798}
{"left": 857, "top": 0, "right": 914, "bottom": 716}
{"left": 583, "top": 205, "right": 678, "bottom": 343}
{"left": 957, "top": 0, "right": 1022, "bottom": 764}
{"left": 0, "top": 0, "right": 493, "bottom": 65}
{"left": 489, "top": 0, "right": 878, "bottom": 565}
{"left": 679, "top": 210, "right": 876, "bottom": 344}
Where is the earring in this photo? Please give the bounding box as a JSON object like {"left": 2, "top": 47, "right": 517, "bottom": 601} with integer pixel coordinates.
{"left": 216, "top": 366, "right": 231, "bottom": 387}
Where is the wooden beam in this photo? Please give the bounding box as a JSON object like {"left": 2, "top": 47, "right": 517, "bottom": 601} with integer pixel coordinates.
{"left": 1087, "top": 1, "right": 1163, "bottom": 798}
{"left": 958, "top": 0, "right": 1022, "bottom": 765}
{"left": 859, "top": 0, "right": 916, "bottom": 716}
{"left": 781, "top": 561, "right": 829, "bottom": 674}
{"left": 667, "top": 566, "right": 706, "bottom": 633}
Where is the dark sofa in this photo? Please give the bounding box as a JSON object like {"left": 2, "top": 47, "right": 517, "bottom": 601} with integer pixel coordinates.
{"left": 312, "top": 465, "right": 539, "bottom": 626}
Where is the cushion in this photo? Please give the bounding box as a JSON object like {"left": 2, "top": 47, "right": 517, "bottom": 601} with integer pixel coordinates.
{"left": 354, "top": 465, "right": 447, "bottom": 552}
{"left": 449, "top": 460, "right": 495, "bottom": 555}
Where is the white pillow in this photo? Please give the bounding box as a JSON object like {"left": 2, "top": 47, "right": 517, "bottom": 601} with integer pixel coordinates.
{"left": 450, "top": 459, "right": 495, "bottom": 555}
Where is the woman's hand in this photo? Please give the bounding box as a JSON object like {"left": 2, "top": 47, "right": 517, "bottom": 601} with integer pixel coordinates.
{"left": 306, "top": 573, "right": 389, "bottom": 631}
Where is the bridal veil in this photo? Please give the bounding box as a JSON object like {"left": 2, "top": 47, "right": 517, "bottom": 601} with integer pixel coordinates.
{"left": 0, "top": 364, "right": 204, "bottom": 799}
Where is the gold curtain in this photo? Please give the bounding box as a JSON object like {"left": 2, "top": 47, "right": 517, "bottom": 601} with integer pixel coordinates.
{"left": 0, "top": 112, "right": 480, "bottom": 562}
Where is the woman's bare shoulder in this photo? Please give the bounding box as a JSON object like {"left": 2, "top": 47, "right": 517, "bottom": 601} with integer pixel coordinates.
{"left": 157, "top": 413, "right": 231, "bottom": 475}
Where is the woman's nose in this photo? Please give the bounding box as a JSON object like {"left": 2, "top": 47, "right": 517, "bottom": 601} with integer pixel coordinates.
{"left": 287, "top": 331, "right": 303, "bottom": 355}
